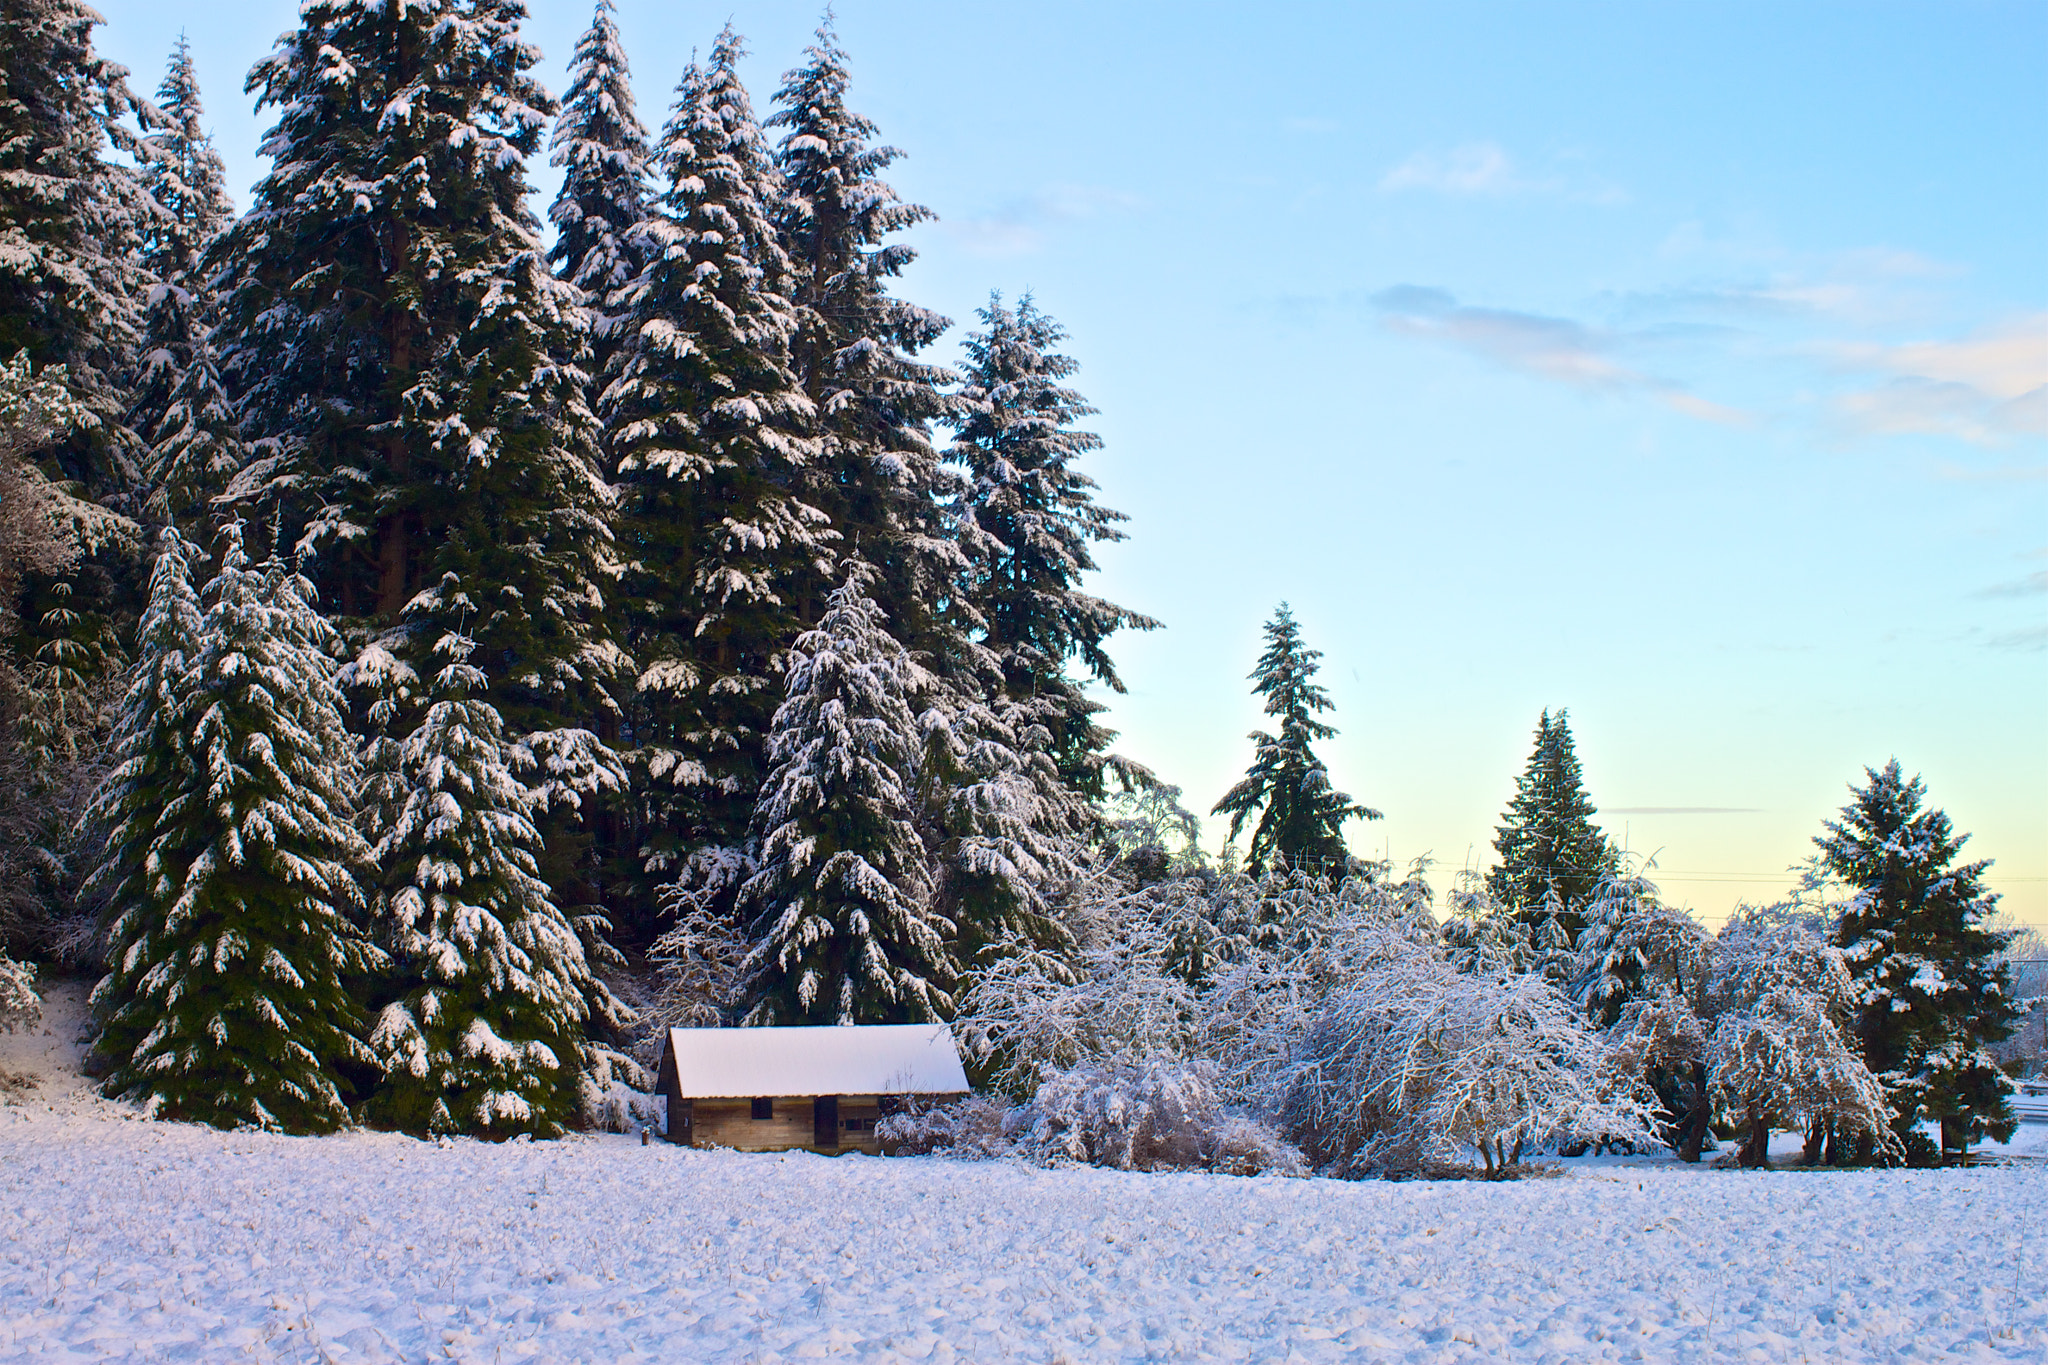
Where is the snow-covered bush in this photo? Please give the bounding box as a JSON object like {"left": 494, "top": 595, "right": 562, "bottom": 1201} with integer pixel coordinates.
{"left": 1013, "top": 1059, "right": 1304, "bottom": 1175}
{"left": 0, "top": 950, "right": 39, "bottom": 1033}
{"left": 875, "top": 1094, "right": 1016, "bottom": 1160}
{"left": 1281, "top": 939, "right": 1655, "bottom": 1177}
{"left": 1706, "top": 908, "right": 1894, "bottom": 1167}
{"left": 875, "top": 1062, "right": 1306, "bottom": 1176}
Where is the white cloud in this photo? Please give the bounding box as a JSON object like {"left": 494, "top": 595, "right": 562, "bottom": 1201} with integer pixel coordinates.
{"left": 1829, "top": 314, "right": 2048, "bottom": 444}
{"left": 942, "top": 184, "right": 1143, "bottom": 260}
{"left": 1380, "top": 142, "right": 1515, "bottom": 195}
{"left": 1378, "top": 142, "right": 1627, "bottom": 204}
{"left": 1369, "top": 285, "right": 1749, "bottom": 425}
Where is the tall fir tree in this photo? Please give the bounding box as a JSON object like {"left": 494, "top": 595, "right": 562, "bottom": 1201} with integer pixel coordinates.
{"left": 89, "top": 523, "right": 378, "bottom": 1132}
{"left": 1212, "top": 604, "right": 1376, "bottom": 876}
{"left": 0, "top": 0, "right": 155, "bottom": 493}
{"left": 948, "top": 292, "right": 1157, "bottom": 799}
{"left": 605, "top": 30, "right": 831, "bottom": 928}
{"left": 218, "top": 0, "right": 619, "bottom": 743}
{"left": 129, "top": 36, "right": 241, "bottom": 527}
{"left": 767, "top": 19, "right": 965, "bottom": 674}
{"left": 364, "top": 634, "right": 619, "bottom": 1138}
{"left": 81, "top": 526, "right": 201, "bottom": 949}
{"left": 546, "top": 0, "right": 651, "bottom": 392}
{"left": 1818, "top": 759, "right": 2015, "bottom": 1162}
{"left": 739, "top": 563, "right": 949, "bottom": 1025}
{"left": 1486, "top": 708, "right": 1618, "bottom": 946}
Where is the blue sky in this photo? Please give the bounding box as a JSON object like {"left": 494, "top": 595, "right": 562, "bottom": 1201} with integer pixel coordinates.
{"left": 92, "top": 0, "right": 2047, "bottom": 923}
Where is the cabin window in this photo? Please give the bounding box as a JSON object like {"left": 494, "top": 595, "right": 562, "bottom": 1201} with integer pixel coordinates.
{"left": 751, "top": 1098, "right": 773, "bottom": 1120}
{"left": 843, "top": 1118, "right": 871, "bottom": 1133}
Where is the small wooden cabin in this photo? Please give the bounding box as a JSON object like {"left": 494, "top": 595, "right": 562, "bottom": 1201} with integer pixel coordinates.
{"left": 655, "top": 1024, "right": 970, "bottom": 1154}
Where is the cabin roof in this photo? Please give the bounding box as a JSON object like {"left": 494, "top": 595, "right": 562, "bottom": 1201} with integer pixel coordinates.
{"left": 660, "top": 1024, "right": 971, "bottom": 1098}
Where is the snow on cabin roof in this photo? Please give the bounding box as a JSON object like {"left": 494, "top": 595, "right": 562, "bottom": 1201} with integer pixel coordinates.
{"left": 662, "top": 1024, "right": 970, "bottom": 1099}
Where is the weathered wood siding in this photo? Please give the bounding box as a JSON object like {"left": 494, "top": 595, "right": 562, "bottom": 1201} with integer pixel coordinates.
{"left": 663, "top": 1089, "right": 966, "bottom": 1153}
{"left": 693, "top": 1097, "right": 818, "bottom": 1152}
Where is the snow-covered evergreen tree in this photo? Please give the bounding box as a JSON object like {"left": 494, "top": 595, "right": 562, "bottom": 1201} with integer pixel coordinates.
{"left": 949, "top": 293, "right": 1157, "bottom": 799}
{"left": 768, "top": 19, "right": 964, "bottom": 671}
{"left": 1486, "top": 709, "right": 1618, "bottom": 946}
{"left": 219, "top": 0, "right": 618, "bottom": 741}
{"left": 739, "top": 562, "right": 949, "bottom": 1025}
{"left": 364, "top": 631, "right": 619, "bottom": 1138}
{"left": 128, "top": 37, "right": 239, "bottom": 527}
{"left": 918, "top": 691, "right": 1080, "bottom": 965}
{"left": 90, "top": 522, "right": 377, "bottom": 1132}
{"left": 1212, "top": 604, "right": 1376, "bottom": 876}
{"left": 546, "top": 0, "right": 650, "bottom": 390}
{"left": 81, "top": 526, "right": 201, "bottom": 942}
{"left": 1819, "top": 759, "right": 2015, "bottom": 1162}
{"left": 0, "top": 0, "right": 155, "bottom": 495}
{"left": 606, "top": 30, "right": 830, "bottom": 919}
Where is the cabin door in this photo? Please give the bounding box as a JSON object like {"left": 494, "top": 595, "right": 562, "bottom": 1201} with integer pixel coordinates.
{"left": 813, "top": 1095, "right": 839, "bottom": 1149}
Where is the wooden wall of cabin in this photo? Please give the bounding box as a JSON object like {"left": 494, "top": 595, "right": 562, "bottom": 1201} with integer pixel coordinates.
{"left": 681, "top": 1096, "right": 894, "bottom": 1154}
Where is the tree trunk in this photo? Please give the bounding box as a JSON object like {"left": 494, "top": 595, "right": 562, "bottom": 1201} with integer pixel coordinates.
{"left": 1740, "top": 1103, "right": 1770, "bottom": 1169}
{"left": 1803, "top": 1117, "right": 1828, "bottom": 1166}
{"left": 1677, "top": 1063, "right": 1709, "bottom": 1163}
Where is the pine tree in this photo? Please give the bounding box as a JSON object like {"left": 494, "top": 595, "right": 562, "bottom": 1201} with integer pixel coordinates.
{"left": 739, "top": 563, "right": 949, "bottom": 1025}
{"left": 1818, "top": 759, "right": 2015, "bottom": 1162}
{"left": 1486, "top": 708, "right": 1618, "bottom": 946}
{"left": 768, "top": 19, "right": 964, "bottom": 672}
{"left": 218, "top": 0, "right": 618, "bottom": 740}
{"left": 1212, "top": 604, "right": 1376, "bottom": 876}
{"left": 90, "top": 523, "right": 378, "bottom": 1132}
{"left": 364, "top": 634, "right": 617, "bottom": 1138}
{"left": 606, "top": 30, "right": 831, "bottom": 922}
{"left": 949, "top": 292, "right": 1158, "bottom": 799}
{"left": 128, "top": 37, "right": 240, "bottom": 526}
{"left": 547, "top": 0, "right": 651, "bottom": 391}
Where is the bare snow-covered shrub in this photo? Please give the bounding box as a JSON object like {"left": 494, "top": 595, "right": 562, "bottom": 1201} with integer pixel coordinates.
{"left": 1283, "top": 942, "right": 1655, "bottom": 1177}
{"left": 1707, "top": 909, "right": 1894, "bottom": 1167}
{"left": 1016, "top": 1060, "right": 1304, "bottom": 1175}
{"left": 0, "top": 950, "right": 38, "bottom": 1033}
{"left": 577, "top": 1045, "right": 657, "bottom": 1133}
{"left": 875, "top": 1094, "right": 1017, "bottom": 1159}
{"left": 875, "top": 1065, "right": 1305, "bottom": 1177}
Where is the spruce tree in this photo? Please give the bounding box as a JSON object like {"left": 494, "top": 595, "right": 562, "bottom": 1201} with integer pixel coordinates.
{"left": 1212, "top": 604, "right": 1376, "bottom": 876}
{"left": 129, "top": 37, "right": 240, "bottom": 526}
{"left": 219, "top": 0, "right": 618, "bottom": 740}
{"left": 949, "top": 292, "right": 1157, "bottom": 799}
{"left": 606, "top": 30, "right": 831, "bottom": 922}
{"left": 768, "top": 19, "right": 964, "bottom": 673}
{"left": 739, "top": 563, "right": 949, "bottom": 1025}
{"left": 546, "top": 0, "right": 651, "bottom": 391}
{"left": 1486, "top": 708, "right": 1618, "bottom": 946}
{"left": 1819, "top": 759, "right": 2015, "bottom": 1162}
{"left": 365, "top": 633, "right": 616, "bottom": 1138}
{"left": 90, "top": 523, "right": 377, "bottom": 1132}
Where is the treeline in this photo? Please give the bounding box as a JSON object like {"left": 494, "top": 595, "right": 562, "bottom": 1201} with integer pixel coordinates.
{"left": 0, "top": 1, "right": 2025, "bottom": 1163}
{"left": 0, "top": 0, "right": 1155, "bottom": 1135}
{"left": 878, "top": 613, "right": 2024, "bottom": 1173}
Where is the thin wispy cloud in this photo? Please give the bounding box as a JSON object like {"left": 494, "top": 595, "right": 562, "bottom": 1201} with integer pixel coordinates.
{"left": 1826, "top": 314, "right": 2048, "bottom": 445}
{"left": 1369, "top": 285, "right": 1749, "bottom": 425}
{"left": 1975, "top": 570, "right": 2048, "bottom": 598}
{"left": 943, "top": 183, "right": 1144, "bottom": 259}
{"left": 1607, "top": 807, "right": 1762, "bottom": 815}
{"left": 1378, "top": 141, "right": 1626, "bottom": 204}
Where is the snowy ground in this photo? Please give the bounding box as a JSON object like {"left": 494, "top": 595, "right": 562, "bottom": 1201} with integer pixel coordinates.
{"left": 5, "top": 984, "right": 2048, "bottom": 1363}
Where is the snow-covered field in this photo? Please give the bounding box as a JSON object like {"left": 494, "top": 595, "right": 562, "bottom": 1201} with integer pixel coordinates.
{"left": 6, "top": 985, "right": 2048, "bottom": 1363}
